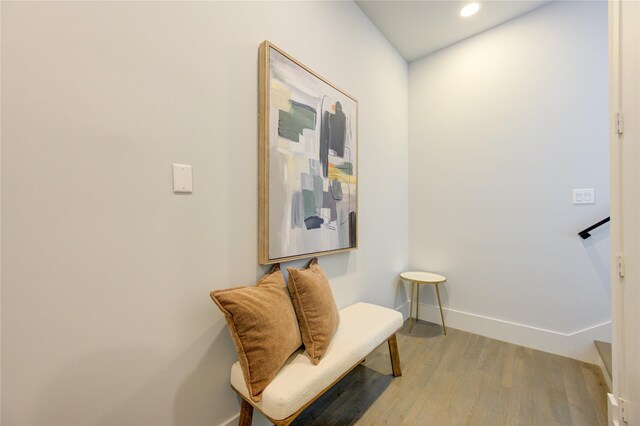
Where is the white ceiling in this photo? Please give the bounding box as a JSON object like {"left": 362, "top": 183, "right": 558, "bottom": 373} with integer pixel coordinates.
{"left": 355, "top": 0, "right": 552, "bottom": 61}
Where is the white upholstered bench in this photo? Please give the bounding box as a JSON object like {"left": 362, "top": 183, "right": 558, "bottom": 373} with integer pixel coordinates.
{"left": 230, "top": 302, "right": 404, "bottom": 425}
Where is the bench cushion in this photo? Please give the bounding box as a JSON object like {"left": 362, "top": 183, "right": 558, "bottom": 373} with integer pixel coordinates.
{"left": 230, "top": 302, "right": 403, "bottom": 421}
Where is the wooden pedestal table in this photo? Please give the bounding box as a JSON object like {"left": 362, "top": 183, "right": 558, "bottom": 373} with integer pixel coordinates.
{"left": 400, "top": 271, "right": 447, "bottom": 334}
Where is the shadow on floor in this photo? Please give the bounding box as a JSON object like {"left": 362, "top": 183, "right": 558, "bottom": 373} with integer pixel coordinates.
{"left": 290, "top": 320, "right": 439, "bottom": 425}
{"left": 397, "top": 318, "right": 444, "bottom": 339}
{"left": 290, "top": 364, "right": 393, "bottom": 426}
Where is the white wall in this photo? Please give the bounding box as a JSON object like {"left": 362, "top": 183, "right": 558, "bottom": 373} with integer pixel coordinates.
{"left": 408, "top": 1, "right": 610, "bottom": 362}
{"left": 0, "top": 2, "right": 409, "bottom": 425}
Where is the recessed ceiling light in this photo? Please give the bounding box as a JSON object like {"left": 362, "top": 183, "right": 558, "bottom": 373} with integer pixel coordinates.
{"left": 460, "top": 2, "right": 480, "bottom": 17}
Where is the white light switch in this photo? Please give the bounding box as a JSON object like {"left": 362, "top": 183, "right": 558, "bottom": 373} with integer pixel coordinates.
{"left": 573, "top": 188, "right": 594, "bottom": 204}
{"left": 173, "top": 164, "right": 192, "bottom": 193}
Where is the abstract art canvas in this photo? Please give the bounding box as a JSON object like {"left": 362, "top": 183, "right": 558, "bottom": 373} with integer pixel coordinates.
{"left": 259, "top": 41, "right": 358, "bottom": 264}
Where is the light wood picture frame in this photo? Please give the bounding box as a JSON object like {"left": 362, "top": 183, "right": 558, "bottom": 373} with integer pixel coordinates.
{"left": 259, "top": 41, "right": 358, "bottom": 265}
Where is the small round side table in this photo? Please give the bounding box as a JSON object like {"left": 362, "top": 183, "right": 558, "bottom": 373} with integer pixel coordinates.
{"left": 400, "top": 271, "right": 447, "bottom": 334}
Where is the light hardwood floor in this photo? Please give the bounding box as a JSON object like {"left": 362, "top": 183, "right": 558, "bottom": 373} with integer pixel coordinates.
{"left": 292, "top": 319, "right": 608, "bottom": 426}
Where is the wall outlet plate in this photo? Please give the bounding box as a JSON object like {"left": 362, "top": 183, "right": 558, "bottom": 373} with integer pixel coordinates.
{"left": 173, "top": 164, "right": 193, "bottom": 193}
{"left": 573, "top": 188, "right": 594, "bottom": 204}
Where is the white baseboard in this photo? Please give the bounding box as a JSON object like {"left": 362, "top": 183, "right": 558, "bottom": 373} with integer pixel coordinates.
{"left": 219, "top": 413, "right": 239, "bottom": 426}
{"left": 396, "top": 302, "right": 610, "bottom": 365}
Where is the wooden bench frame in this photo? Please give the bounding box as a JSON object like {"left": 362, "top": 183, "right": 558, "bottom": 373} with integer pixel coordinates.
{"left": 234, "top": 332, "right": 402, "bottom": 426}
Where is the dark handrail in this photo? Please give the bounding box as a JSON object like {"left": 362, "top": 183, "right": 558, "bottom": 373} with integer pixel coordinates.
{"left": 579, "top": 217, "right": 610, "bottom": 239}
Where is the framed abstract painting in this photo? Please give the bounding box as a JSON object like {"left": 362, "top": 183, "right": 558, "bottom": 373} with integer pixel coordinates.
{"left": 259, "top": 41, "right": 358, "bottom": 264}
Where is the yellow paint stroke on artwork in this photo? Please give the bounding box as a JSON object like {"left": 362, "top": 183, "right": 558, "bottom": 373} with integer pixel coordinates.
{"left": 277, "top": 137, "right": 290, "bottom": 150}
{"left": 328, "top": 164, "right": 357, "bottom": 185}
{"left": 271, "top": 79, "right": 291, "bottom": 112}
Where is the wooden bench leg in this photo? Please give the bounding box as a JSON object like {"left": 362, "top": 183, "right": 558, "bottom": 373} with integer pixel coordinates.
{"left": 239, "top": 399, "right": 254, "bottom": 426}
{"left": 387, "top": 333, "right": 402, "bottom": 377}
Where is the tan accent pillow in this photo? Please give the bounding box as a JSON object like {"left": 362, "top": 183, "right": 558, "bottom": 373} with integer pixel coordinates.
{"left": 287, "top": 258, "right": 340, "bottom": 365}
{"left": 210, "top": 264, "right": 302, "bottom": 402}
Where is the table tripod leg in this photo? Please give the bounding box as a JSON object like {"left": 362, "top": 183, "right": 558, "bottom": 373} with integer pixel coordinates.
{"left": 409, "top": 282, "right": 415, "bottom": 333}
{"left": 435, "top": 283, "right": 447, "bottom": 335}
{"left": 416, "top": 284, "right": 420, "bottom": 325}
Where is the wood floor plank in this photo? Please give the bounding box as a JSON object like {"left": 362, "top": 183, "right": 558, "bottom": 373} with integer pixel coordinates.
{"left": 291, "top": 320, "right": 609, "bottom": 426}
{"left": 563, "top": 357, "right": 600, "bottom": 426}
{"left": 580, "top": 364, "right": 609, "bottom": 425}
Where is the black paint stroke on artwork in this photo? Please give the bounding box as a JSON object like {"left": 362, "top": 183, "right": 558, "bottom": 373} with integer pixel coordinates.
{"left": 320, "top": 101, "right": 347, "bottom": 177}
{"left": 329, "top": 102, "right": 346, "bottom": 157}
{"left": 349, "top": 211, "right": 357, "bottom": 247}
{"left": 304, "top": 216, "right": 324, "bottom": 230}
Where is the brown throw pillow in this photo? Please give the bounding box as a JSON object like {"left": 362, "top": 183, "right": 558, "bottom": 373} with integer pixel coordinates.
{"left": 210, "top": 264, "right": 302, "bottom": 402}
{"left": 287, "top": 258, "right": 340, "bottom": 365}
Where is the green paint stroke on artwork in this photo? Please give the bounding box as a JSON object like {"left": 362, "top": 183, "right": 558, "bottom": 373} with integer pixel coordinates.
{"left": 302, "top": 189, "right": 316, "bottom": 218}
{"left": 334, "top": 162, "right": 354, "bottom": 176}
{"left": 330, "top": 179, "right": 343, "bottom": 200}
{"left": 278, "top": 101, "right": 316, "bottom": 142}
{"left": 313, "top": 176, "right": 324, "bottom": 207}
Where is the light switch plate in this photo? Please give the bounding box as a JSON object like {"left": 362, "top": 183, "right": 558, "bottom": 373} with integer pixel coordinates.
{"left": 173, "top": 164, "right": 193, "bottom": 193}
{"left": 573, "top": 188, "right": 594, "bottom": 204}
